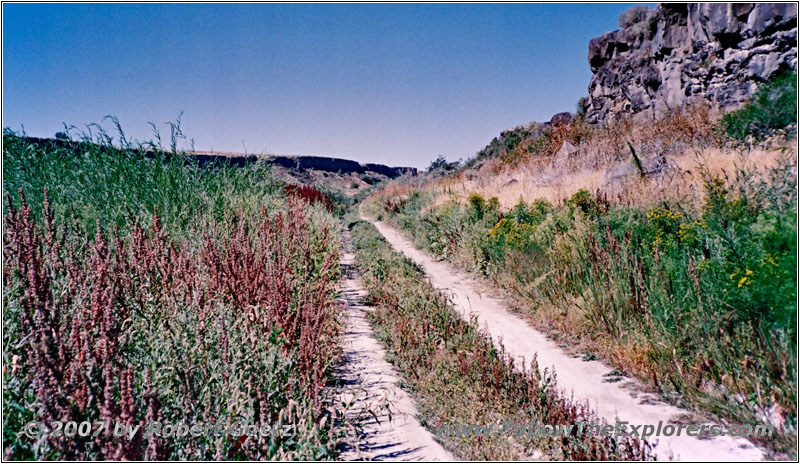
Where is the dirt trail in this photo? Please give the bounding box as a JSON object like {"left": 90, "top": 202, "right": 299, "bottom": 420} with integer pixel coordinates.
{"left": 366, "top": 216, "right": 764, "bottom": 462}
{"left": 332, "top": 231, "right": 454, "bottom": 461}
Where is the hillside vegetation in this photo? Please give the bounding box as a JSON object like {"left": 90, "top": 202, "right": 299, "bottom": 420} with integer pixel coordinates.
{"left": 366, "top": 73, "right": 798, "bottom": 457}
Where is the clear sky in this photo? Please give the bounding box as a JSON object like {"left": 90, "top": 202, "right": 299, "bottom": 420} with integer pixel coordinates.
{"left": 3, "top": 3, "right": 644, "bottom": 168}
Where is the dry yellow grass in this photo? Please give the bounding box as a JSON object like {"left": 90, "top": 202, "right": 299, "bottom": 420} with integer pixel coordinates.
{"left": 421, "top": 140, "right": 795, "bottom": 211}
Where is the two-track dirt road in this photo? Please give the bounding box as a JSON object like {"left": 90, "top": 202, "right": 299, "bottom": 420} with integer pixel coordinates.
{"left": 365, "top": 215, "right": 764, "bottom": 462}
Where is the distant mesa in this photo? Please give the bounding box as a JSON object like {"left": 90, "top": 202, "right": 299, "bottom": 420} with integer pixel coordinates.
{"left": 267, "top": 155, "right": 416, "bottom": 178}
{"left": 20, "top": 135, "right": 417, "bottom": 179}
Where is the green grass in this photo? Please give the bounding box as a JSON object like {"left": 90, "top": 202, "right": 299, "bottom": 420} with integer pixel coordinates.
{"left": 2, "top": 131, "right": 287, "bottom": 239}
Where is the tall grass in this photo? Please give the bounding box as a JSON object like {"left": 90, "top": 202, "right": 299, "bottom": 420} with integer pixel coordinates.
{"left": 2, "top": 131, "right": 286, "bottom": 239}
{"left": 349, "top": 219, "right": 653, "bottom": 460}
{"left": 3, "top": 130, "right": 347, "bottom": 459}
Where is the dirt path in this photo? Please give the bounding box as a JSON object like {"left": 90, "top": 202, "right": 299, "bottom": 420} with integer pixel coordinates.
{"left": 365, "top": 216, "right": 764, "bottom": 462}
{"left": 332, "top": 231, "right": 454, "bottom": 461}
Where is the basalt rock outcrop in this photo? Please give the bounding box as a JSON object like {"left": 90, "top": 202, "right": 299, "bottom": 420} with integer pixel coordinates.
{"left": 585, "top": 3, "right": 797, "bottom": 123}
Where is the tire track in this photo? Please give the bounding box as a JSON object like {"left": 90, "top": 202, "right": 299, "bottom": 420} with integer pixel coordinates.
{"left": 332, "top": 230, "right": 454, "bottom": 461}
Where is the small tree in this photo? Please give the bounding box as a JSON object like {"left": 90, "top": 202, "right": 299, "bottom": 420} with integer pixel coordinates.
{"left": 427, "top": 155, "right": 459, "bottom": 173}
{"left": 576, "top": 96, "right": 590, "bottom": 116}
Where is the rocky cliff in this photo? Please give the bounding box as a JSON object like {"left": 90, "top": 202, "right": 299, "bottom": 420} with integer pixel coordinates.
{"left": 585, "top": 3, "right": 797, "bottom": 123}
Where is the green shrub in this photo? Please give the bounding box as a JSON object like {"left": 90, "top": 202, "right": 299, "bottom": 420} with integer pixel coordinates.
{"left": 467, "top": 192, "right": 486, "bottom": 221}
{"left": 721, "top": 71, "right": 797, "bottom": 140}
{"left": 503, "top": 132, "right": 522, "bottom": 151}
{"left": 566, "top": 189, "right": 607, "bottom": 217}
{"left": 426, "top": 155, "right": 459, "bottom": 174}
{"left": 483, "top": 198, "right": 552, "bottom": 263}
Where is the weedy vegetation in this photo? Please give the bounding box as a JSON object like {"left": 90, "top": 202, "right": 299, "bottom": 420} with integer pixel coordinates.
{"left": 618, "top": 5, "right": 657, "bottom": 34}
{"left": 2, "top": 127, "right": 350, "bottom": 460}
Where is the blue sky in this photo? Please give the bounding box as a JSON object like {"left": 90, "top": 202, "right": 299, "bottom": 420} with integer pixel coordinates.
{"left": 3, "top": 3, "right": 644, "bottom": 168}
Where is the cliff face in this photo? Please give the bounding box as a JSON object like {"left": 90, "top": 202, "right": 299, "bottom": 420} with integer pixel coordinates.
{"left": 585, "top": 3, "right": 797, "bottom": 123}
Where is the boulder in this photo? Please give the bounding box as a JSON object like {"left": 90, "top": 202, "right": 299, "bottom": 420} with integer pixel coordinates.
{"left": 554, "top": 140, "right": 581, "bottom": 167}
{"left": 604, "top": 154, "right": 669, "bottom": 184}
{"left": 549, "top": 112, "right": 574, "bottom": 126}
